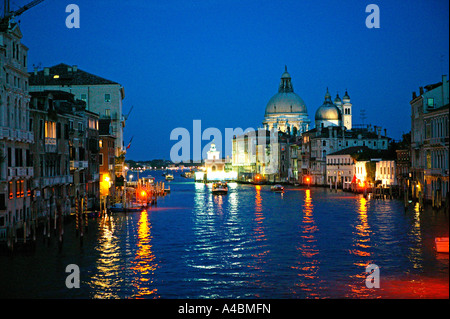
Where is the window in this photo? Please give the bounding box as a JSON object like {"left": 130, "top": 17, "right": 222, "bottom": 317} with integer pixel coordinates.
{"left": 99, "top": 154, "right": 103, "bottom": 166}
{"left": 81, "top": 94, "right": 87, "bottom": 102}
{"left": 105, "top": 109, "right": 110, "bottom": 118}
{"left": 427, "top": 98, "right": 434, "bottom": 108}
{"left": 105, "top": 94, "right": 111, "bottom": 102}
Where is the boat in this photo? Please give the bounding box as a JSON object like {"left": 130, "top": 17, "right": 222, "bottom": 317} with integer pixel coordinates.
{"left": 271, "top": 184, "right": 284, "bottom": 192}
{"left": 435, "top": 237, "right": 449, "bottom": 253}
{"left": 165, "top": 174, "right": 174, "bottom": 180}
{"left": 108, "top": 202, "right": 148, "bottom": 213}
{"left": 212, "top": 182, "right": 228, "bottom": 195}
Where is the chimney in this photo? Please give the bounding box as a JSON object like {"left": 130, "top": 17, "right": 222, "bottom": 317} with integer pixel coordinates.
{"left": 412, "top": 91, "right": 417, "bottom": 100}
{"left": 419, "top": 87, "right": 424, "bottom": 95}
{"left": 73, "top": 65, "right": 78, "bottom": 72}
{"left": 377, "top": 127, "right": 381, "bottom": 139}
{"left": 44, "top": 67, "right": 50, "bottom": 76}
{"left": 384, "top": 128, "right": 387, "bottom": 137}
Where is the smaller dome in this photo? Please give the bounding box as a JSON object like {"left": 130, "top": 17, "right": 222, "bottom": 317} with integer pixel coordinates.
{"left": 315, "top": 105, "right": 341, "bottom": 121}
{"left": 315, "top": 89, "right": 342, "bottom": 121}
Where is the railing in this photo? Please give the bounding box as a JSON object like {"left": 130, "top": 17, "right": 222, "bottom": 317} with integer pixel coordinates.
{"left": 424, "top": 168, "right": 444, "bottom": 176}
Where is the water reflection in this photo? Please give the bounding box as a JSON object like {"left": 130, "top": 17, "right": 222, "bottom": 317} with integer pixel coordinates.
{"left": 352, "top": 197, "right": 372, "bottom": 259}
{"left": 292, "top": 189, "right": 320, "bottom": 297}
{"left": 407, "top": 203, "right": 423, "bottom": 270}
{"left": 90, "top": 215, "right": 124, "bottom": 299}
{"left": 129, "top": 210, "right": 158, "bottom": 298}
{"left": 348, "top": 196, "right": 373, "bottom": 297}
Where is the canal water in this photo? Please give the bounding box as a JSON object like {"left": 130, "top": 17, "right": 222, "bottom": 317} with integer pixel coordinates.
{"left": 1, "top": 171, "right": 448, "bottom": 299}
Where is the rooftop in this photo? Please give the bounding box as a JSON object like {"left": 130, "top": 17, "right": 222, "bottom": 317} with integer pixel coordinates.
{"left": 29, "top": 63, "right": 119, "bottom": 86}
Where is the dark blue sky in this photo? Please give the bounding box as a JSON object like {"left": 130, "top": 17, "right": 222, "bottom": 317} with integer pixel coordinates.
{"left": 16, "top": 0, "right": 449, "bottom": 161}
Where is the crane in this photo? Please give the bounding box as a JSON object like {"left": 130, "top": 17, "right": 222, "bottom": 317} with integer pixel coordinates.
{"left": 1, "top": 0, "right": 44, "bottom": 25}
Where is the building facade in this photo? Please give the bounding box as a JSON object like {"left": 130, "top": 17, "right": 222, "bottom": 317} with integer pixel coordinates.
{"left": 28, "top": 63, "right": 126, "bottom": 177}
{"left": 0, "top": 22, "right": 33, "bottom": 243}
{"left": 410, "top": 75, "right": 449, "bottom": 203}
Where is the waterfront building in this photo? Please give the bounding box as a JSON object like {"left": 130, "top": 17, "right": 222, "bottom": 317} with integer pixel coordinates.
{"left": 231, "top": 128, "right": 296, "bottom": 182}
{"left": 326, "top": 147, "right": 357, "bottom": 189}
{"left": 410, "top": 75, "right": 449, "bottom": 202}
{"left": 28, "top": 63, "right": 127, "bottom": 177}
{"left": 375, "top": 160, "right": 397, "bottom": 186}
{"left": 263, "top": 67, "right": 310, "bottom": 134}
{"left": 325, "top": 145, "right": 396, "bottom": 189}
{"left": 99, "top": 119, "right": 116, "bottom": 204}
{"left": 396, "top": 148, "right": 410, "bottom": 191}
{"left": 0, "top": 22, "right": 33, "bottom": 242}
{"left": 196, "top": 142, "right": 237, "bottom": 181}
{"left": 29, "top": 90, "right": 100, "bottom": 215}
{"left": 301, "top": 124, "right": 390, "bottom": 185}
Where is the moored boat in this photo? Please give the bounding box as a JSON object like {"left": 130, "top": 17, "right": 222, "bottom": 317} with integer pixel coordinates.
{"left": 165, "top": 174, "right": 174, "bottom": 181}
{"left": 108, "top": 203, "right": 149, "bottom": 213}
{"left": 212, "top": 182, "right": 228, "bottom": 195}
{"left": 271, "top": 184, "right": 284, "bottom": 192}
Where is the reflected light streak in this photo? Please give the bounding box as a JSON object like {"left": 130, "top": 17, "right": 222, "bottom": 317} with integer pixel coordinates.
{"left": 292, "top": 189, "right": 320, "bottom": 297}
{"left": 90, "top": 215, "right": 123, "bottom": 299}
{"left": 130, "top": 210, "right": 158, "bottom": 298}
{"left": 347, "top": 196, "right": 374, "bottom": 298}
{"left": 253, "top": 185, "right": 265, "bottom": 242}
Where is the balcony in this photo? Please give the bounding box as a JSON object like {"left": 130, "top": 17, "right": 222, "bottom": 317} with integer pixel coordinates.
{"left": 41, "top": 175, "right": 73, "bottom": 187}
{"left": 6, "top": 166, "right": 33, "bottom": 180}
{"left": 70, "top": 161, "right": 89, "bottom": 170}
{"left": 0, "top": 127, "right": 34, "bottom": 143}
{"left": 45, "top": 137, "right": 57, "bottom": 153}
{"left": 424, "top": 168, "right": 445, "bottom": 176}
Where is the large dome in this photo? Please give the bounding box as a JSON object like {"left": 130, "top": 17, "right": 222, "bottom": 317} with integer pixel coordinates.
{"left": 265, "top": 92, "right": 307, "bottom": 115}
{"left": 264, "top": 67, "right": 308, "bottom": 116}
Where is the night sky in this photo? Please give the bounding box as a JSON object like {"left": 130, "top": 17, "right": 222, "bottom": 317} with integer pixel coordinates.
{"left": 14, "top": 0, "right": 449, "bottom": 161}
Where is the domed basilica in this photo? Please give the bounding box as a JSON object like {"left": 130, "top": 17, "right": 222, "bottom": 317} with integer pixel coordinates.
{"left": 263, "top": 67, "right": 352, "bottom": 133}
{"left": 263, "top": 66, "right": 310, "bottom": 134}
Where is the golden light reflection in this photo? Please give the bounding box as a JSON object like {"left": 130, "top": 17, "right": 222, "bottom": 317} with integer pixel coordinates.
{"left": 254, "top": 185, "right": 265, "bottom": 242}
{"left": 407, "top": 202, "right": 423, "bottom": 270}
{"left": 347, "top": 196, "right": 374, "bottom": 298}
{"left": 90, "top": 215, "right": 123, "bottom": 299}
{"left": 292, "top": 189, "right": 320, "bottom": 296}
{"left": 351, "top": 197, "right": 372, "bottom": 258}
{"left": 130, "top": 210, "right": 158, "bottom": 298}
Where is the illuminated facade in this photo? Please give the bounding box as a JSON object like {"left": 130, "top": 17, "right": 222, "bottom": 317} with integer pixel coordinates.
{"left": 196, "top": 142, "right": 237, "bottom": 181}
{"left": 263, "top": 67, "right": 310, "bottom": 134}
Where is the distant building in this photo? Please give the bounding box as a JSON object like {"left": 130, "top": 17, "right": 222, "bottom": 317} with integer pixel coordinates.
{"left": 28, "top": 63, "right": 126, "bottom": 177}
{"left": 410, "top": 75, "right": 449, "bottom": 202}
{"left": 196, "top": 142, "right": 237, "bottom": 181}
